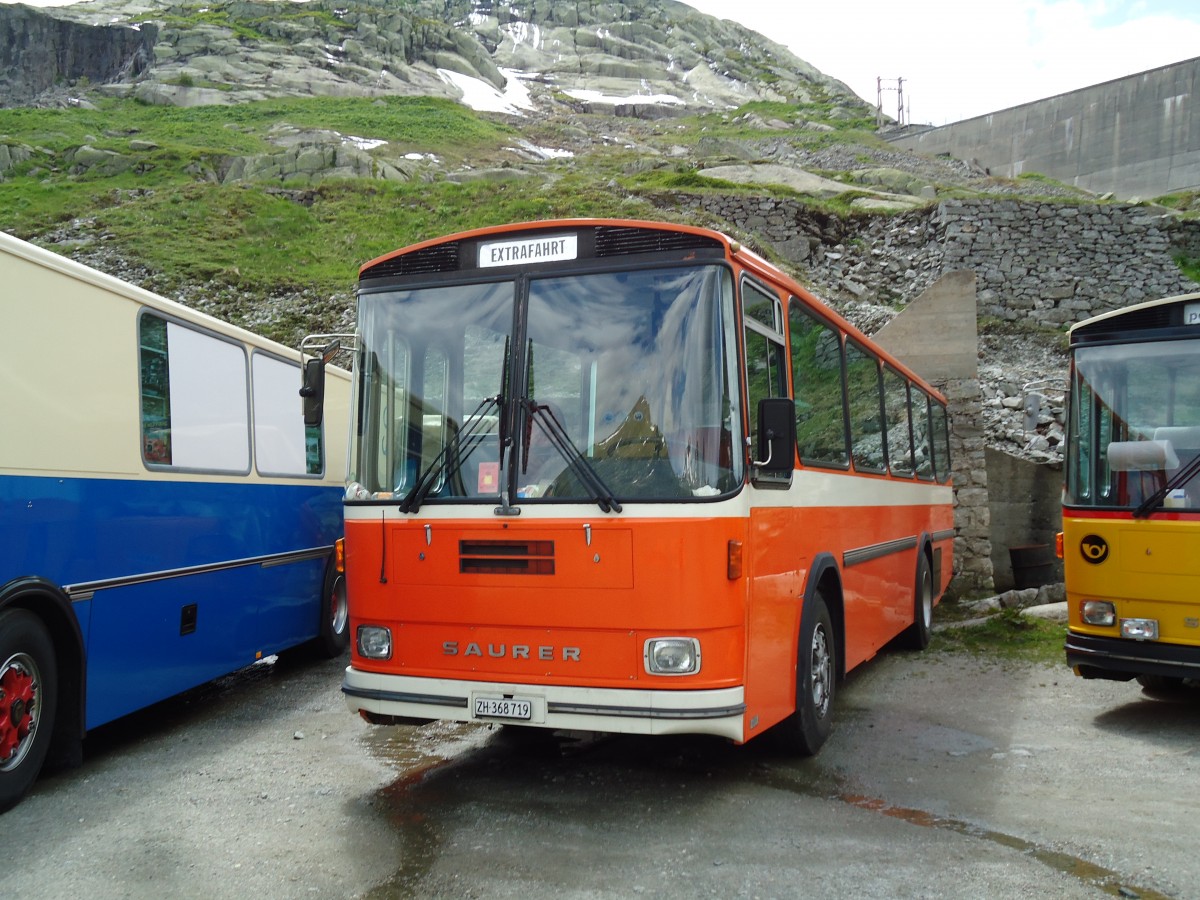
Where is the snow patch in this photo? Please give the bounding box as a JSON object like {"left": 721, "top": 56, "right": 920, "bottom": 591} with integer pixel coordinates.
{"left": 509, "top": 139, "right": 574, "bottom": 160}
{"left": 502, "top": 21, "right": 543, "bottom": 50}
{"left": 563, "top": 89, "right": 684, "bottom": 107}
{"left": 343, "top": 135, "right": 387, "bottom": 151}
{"left": 437, "top": 67, "right": 535, "bottom": 116}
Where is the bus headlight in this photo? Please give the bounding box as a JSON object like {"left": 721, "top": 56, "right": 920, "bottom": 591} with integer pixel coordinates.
{"left": 1081, "top": 600, "right": 1116, "bottom": 626}
{"left": 357, "top": 625, "right": 393, "bottom": 659}
{"left": 645, "top": 638, "right": 700, "bottom": 675}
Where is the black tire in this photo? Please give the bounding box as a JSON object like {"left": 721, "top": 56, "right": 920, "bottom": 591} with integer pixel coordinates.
{"left": 774, "top": 593, "right": 836, "bottom": 756}
{"left": 315, "top": 565, "right": 350, "bottom": 659}
{"left": 899, "top": 553, "right": 934, "bottom": 650}
{"left": 0, "top": 609, "right": 58, "bottom": 814}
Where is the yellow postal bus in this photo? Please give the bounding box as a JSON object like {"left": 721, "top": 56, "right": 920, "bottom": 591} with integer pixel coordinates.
{"left": 1063, "top": 293, "right": 1200, "bottom": 688}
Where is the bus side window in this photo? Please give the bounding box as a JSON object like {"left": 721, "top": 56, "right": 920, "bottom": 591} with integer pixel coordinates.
{"left": 883, "top": 366, "right": 915, "bottom": 478}
{"left": 930, "top": 401, "right": 951, "bottom": 483}
{"left": 742, "top": 280, "right": 787, "bottom": 455}
{"left": 788, "top": 299, "right": 849, "bottom": 468}
{"left": 138, "top": 311, "right": 250, "bottom": 473}
{"left": 845, "top": 339, "right": 885, "bottom": 474}
{"left": 913, "top": 390, "right": 935, "bottom": 481}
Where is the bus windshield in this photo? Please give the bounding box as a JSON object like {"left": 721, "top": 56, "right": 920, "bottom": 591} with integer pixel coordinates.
{"left": 350, "top": 263, "right": 742, "bottom": 504}
{"left": 1067, "top": 337, "right": 1200, "bottom": 511}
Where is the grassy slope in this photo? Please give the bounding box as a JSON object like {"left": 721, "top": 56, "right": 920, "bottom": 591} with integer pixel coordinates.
{"left": 0, "top": 92, "right": 896, "bottom": 302}
{"left": 0, "top": 96, "right": 651, "bottom": 296}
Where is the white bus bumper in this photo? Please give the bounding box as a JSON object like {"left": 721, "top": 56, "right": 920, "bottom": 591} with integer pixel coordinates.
{"left": 342, "top": 668, "right": 747, "bottom": 742}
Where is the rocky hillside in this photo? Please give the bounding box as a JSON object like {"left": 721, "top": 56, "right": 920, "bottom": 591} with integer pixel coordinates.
{"left": 4, "top": 0, "right": 859, "bottom": 112}
{"left": 1, "top": 0, "right": 1195, "bottom": 472}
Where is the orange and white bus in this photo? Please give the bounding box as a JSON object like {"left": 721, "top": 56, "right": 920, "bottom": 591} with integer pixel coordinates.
{"left": 1064, "top": 293, "right": 1200, "bottom": 689}
{"left": 331, "top": 219, "right": 954, "bottom": 753}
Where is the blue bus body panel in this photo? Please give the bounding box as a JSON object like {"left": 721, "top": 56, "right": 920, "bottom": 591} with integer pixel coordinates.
{"left": 2, "top": 474, "right": 343, "bottom": 729}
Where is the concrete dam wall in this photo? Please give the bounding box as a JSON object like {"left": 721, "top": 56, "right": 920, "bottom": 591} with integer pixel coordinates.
{"left": 888, "top": 57, "right": 1200, "bottom": 202}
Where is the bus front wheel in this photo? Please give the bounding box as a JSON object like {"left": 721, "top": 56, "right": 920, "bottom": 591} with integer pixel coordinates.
{"left": 0, "top": 609, "right": 58, "bottom": 813}
{"left": 775, "top": 593, "right": 836, "bottom": 756}
{"left": 316, "top": 567, "right": 350, "bottom": 658}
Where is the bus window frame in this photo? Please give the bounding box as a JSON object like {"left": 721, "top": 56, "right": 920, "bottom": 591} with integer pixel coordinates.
{"left": 741, "top": 276, "right": 789, "bottom": 467}
{"left": 787, "top": 297, "right": 851, "bottom": 471}
{"left": 843, "top": 336, "right": 887, "bottom": 475}
{"left": 137, "top": 308, "right": 253, "bottom": 477}
{"left": 883, "top": 364, "right": 916, "bottom": 479}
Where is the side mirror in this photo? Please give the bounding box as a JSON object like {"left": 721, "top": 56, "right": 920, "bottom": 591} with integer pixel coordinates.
{"left": 299, "top": 339, "right": 341, "bottom": 428}
{"left": 300, "top": 356, "right": 325, "bottom": 427}
{"left": 752, "top": 397, "right": 795, "bottom": 487}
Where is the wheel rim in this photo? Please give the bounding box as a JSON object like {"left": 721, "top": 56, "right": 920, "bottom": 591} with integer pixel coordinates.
{"left": 0, "top": 651, "right": 41, "bottom": 772}
{"left": 809, "top": 624, "right": 832, "bottom": 719}
{"left": 329, "top": 576, "right": 349, "bottom": 636}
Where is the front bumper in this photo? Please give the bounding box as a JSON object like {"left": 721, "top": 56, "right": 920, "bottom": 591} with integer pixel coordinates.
{"left": 342, "top": 668, "right": 747, "bottom": 741}
{"left": 1066, "top": 630, "right": 1200, "bottom": 681}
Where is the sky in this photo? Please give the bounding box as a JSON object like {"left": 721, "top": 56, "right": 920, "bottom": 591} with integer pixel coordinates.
{"left": 5, "top": 0, "right": 1199, "bottom": 125}
{"left": 682, "top": 0, "right": 1200, "bottom": 124}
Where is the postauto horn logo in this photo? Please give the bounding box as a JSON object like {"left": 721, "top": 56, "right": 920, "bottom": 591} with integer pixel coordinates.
{"left": 1080, "top": 534, "right": 1109, "bottom": 565}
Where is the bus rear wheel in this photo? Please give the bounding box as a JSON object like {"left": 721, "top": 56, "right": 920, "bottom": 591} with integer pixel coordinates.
{"left": 775, "top": 593, "right": 836, "bottom": 756}
{"left": 899, "top": 553, "right": 934, "bottom": 650}
{"left": 0, "top": 609, "right": 58, "bottom": 813}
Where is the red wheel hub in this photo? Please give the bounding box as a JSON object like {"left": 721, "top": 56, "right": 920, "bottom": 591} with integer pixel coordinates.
{"left": 0, "top": 662, "right": 35, "bottom": 762}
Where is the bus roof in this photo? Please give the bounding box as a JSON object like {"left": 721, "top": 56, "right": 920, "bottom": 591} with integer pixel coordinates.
{"left": 1069, "top": 291, "right": 1200, "bottom": 341}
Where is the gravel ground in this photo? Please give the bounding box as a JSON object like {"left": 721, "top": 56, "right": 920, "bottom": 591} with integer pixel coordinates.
{"left": 7, "top": 634, "right": 1200, "bottom": 900}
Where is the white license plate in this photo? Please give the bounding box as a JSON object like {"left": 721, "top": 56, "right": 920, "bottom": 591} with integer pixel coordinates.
{"left": 474, "top": 696, "right": 532, "bottom": 720}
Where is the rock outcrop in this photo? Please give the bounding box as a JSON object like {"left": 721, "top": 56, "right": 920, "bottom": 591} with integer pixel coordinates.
{"left": 0, "top": 4, "right": 156, "bottom": 107}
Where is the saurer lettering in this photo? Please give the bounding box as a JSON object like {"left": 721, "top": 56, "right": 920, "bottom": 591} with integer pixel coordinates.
{"left": 443, "top": 641, "right": 580, "bottom": 661}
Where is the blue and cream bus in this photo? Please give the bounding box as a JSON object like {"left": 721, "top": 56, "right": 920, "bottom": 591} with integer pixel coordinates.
{"left": 0, "top": 231, "right": 351, "bottom": 811}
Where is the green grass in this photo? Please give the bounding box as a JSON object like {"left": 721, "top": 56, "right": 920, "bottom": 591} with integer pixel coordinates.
{"left": 0, "top": 94, "right": 530, "bottom": 292}
{"left": 64, "top": 171, "right": 661, "bottom": 299}
{"left": 1175, "top": 254, "right": 1200, "bottom": 283}
{"left": 931, "top": 608, "right": 1066, "bottom": 664}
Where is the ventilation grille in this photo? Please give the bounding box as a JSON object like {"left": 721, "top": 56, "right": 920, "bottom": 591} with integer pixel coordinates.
{"left": 360, "top": 243, "right": 461, "bottom": 281}
{"left": 459, "top": 540, "right": 555, "bottom": 575}
{"left": 1075, "top": 304, "right": 1175, "bottom": 341}
{"left": 595, "top": 225, "right": 722, "bottom": 257}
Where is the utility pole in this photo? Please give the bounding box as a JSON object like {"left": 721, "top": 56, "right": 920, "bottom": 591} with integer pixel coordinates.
{"left": 876, "top": 76, "right": 906, "bottom": 128}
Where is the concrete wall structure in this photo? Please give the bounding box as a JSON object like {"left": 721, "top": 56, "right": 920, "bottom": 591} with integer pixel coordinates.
{"left": 887, "top": 58, "right": 1200, "bottom": 201}
{"left": 986, "top": 450, "right": 1064, "bottom": 591}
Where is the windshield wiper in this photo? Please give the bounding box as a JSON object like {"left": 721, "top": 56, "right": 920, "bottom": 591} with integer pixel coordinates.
{"left": 523, "top": 399, "right": 622, "bottom": 513}
{"left": 1134, "top": 452, "right": 1200, "bottom": 518}
{"left": 399, "top": 394, "right": 501, "bottom": 514}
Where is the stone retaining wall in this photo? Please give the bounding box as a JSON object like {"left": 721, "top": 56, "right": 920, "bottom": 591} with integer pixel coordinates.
{"left": 686, "top": 195, "right": 1200, "bottom": 320}
{"left": 684, "top": 193, "right": 1200, "bottom": 594}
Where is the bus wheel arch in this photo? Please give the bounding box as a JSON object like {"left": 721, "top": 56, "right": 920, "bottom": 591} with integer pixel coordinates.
{"left": 773, "top": 554, "right": 843, "bottom": 756}
{"left": 0, "top": 606, "right": 64, "bottom": 813}
{"left": 0, "top": 579, "right": 86, "bottom": 803}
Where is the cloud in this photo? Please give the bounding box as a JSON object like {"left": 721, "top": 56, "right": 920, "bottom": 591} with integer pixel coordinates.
{"left": 683, "top": 0, "right": 1200, "bottom": 124}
